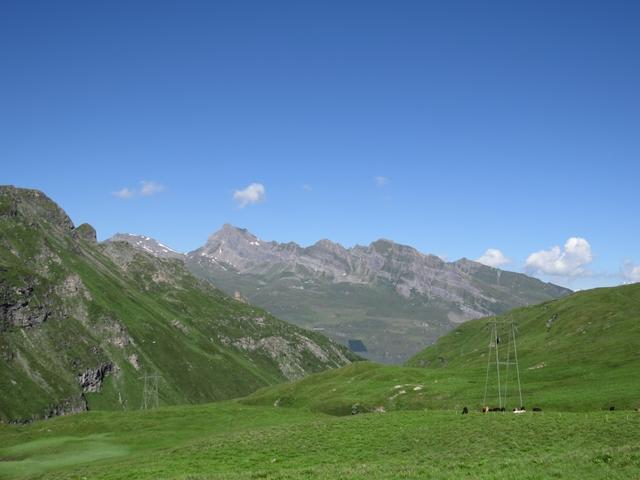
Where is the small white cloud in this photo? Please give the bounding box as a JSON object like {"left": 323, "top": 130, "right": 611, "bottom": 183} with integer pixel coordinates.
{"left": 622, "top": 261, "right": 640, "bottom": 283}
{"left": 477, "top": 249, "right": 510, "bottom": 268}
{"left": 302, "top": 184, "right": 313, "bottom": 192}
{"left": 139, "top": 180, "right": 165, "bottom": 196}
{"left": 233, "top": 183, "right": 266, "bottom": 208}
{"left": 525, "top": 237, "right": 593, "bottom": 276}
{"left": 112, "top": 187, "right": 135, "bottom": 199}
{"left": 112, "top": 180, "right": 165, "bottom": 199}
{"left": 374, "top": 176, "right": 389, "bottom": 187}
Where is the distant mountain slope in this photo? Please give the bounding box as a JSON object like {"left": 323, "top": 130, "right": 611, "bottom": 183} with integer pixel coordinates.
{"left": 244, "top": 283, "right": 640, "bottom": 414}
{"left": 0, "top": 186, "right": 355, "bottom": 422}
{"left": 178, "top": 225, "right": 570, "bottom": 363}
{"left": 108, "top": 233, "right": 183, "bottom": 259}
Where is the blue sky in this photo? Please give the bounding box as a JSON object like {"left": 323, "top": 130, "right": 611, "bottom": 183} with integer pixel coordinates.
{"left": 1, "top": 1, "right": 639, "bottom": 289}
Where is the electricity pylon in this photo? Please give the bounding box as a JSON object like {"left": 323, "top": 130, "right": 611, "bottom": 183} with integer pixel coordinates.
{"left": 139, "top": 372, "right": 162, "bottom": 410}
{"left": 482, "top": 317, "right": 523, "bottom": 410}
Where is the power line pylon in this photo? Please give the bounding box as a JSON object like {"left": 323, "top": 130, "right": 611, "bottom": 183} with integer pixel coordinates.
{"left": 482, "top": 317, "right": 523, "bottom": 410}
{"left": 139, "top": 372, "right": 161, "bottom": 410}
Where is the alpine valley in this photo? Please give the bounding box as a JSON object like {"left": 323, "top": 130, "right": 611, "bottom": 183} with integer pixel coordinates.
{"left": 110, "top": 225, "right": 571, "bottom": 363}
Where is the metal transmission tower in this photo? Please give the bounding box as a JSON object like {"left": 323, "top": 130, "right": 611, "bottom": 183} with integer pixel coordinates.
{"left": 139, "top": 373, "right": 162, "bottom": 410}
{"left": 482, "top": 317, "right": 523, "bottom": 410}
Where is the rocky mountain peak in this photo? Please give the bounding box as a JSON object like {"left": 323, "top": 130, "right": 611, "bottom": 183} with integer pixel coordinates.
{"left": 368, "top": 238, "right": 426, "bottom": 260}
{"left": 206, "top": 224, "right": 260, "bottom": 247}
{"left": 310, "top": 239, "right": 347, "bottom": 255}
{"left": 72, "top": 223, "right": 97, "bottom": 243}
{"left": 0, "top": 185, "right": 75, "bottom": 231}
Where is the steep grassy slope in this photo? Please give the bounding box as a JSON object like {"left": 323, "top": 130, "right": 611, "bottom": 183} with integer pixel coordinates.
{"left": 0, "top": 186, "right": 356, "bottom": 422}
{"left": 243, "top": 284, "right": 640, "bottom": 413}
{"left": 0, "top": 401, "right": 638, "bottom": 479}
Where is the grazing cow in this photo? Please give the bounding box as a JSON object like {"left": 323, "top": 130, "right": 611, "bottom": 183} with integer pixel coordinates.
{"left": 533, "top": 407, "right": 542, "bottom": 412}
{"left": 462, "top": 406, "right": 469, "bottom": 415}
{"left": 609, "top": 406, "right": 615, "bottom": 411}
{"left": 513, "top": 407, "right": 526, "bottom": 414}
{"left": 482, "top": 406, "right": 489, "bottom": 413}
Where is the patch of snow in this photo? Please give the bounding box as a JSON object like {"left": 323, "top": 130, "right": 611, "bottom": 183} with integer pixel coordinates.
{"left": 157, "top": 242, "right": 177, "bottom": 252}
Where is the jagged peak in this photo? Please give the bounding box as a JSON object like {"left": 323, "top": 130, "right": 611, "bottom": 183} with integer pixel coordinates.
{"left": 311, "top": 238, "right": 345, "bottom": 250}
{"left": 207, "top": 224, "right": 259, "bottom": 243}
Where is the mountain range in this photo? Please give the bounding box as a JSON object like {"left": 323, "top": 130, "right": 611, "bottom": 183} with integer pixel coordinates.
{"left": 110, "top": 225, "right": 571, "bottom": 363}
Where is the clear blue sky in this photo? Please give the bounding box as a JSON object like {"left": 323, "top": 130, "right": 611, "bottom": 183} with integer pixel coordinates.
{"left": 2, "top": 1, "right": 639, "bottom": 289}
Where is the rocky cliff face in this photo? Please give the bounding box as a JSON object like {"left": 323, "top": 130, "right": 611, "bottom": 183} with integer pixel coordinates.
{"left": 180, "top": 225, "right": 571, "bottom": 363}
{"left": 0, "top": 186, "right": 355, "bottom": 423}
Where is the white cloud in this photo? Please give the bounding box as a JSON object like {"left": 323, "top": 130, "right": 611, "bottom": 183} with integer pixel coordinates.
{"left": 622, "top": 261, "right": 640, "bottom": 283}
{"left": 525, "top": 237, "right": 593, "bottom": 276}
{"left": 302, "top": 184, "right": 313, "bottom": 192}
{"left": 476, "top": 248, "right": 510, "bottom": 268}
{"left": 139, "top": 180, "right": 165, "bottom": 196}
{"left": 374, "top": 176, "right": 389, "bottom": 187}
{"left": 233, "top": 183, "right": 266, "bottom": 207}
{"left": 112, "top": 180, "right": 165, "bottom": 199}
{"left": 112, "top": 187, "right": 135, "bottom": 199}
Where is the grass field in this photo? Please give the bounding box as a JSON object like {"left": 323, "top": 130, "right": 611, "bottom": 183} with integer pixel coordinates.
{"left": 1, "top": 400, "right": 639, "bottom": 479}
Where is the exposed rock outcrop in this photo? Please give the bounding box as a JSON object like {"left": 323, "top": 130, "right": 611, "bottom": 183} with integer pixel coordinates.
{"left": 72, "top": 223, "right": 97, "bottom": 243}
{"left": 77, "top": 363, "right": 115, "bottom": 393}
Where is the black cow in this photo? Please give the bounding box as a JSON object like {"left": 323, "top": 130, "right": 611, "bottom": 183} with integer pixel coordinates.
{"left": 462, "top": 406, "right": 469, "bottom": 415}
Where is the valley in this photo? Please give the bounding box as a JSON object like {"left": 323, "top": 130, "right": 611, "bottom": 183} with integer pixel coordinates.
{"left": 112, "top": 225, "right": 570, "bottom": 363}
{"left": 1, "top": 263, "right": 639, "bottom": 479}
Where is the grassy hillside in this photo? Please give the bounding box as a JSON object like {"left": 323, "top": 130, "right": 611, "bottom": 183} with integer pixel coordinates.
{"left": 407, "top": 282, "right": 640, "bottom": 410}
{"left": 1, "top": 401, "right": 639, "bottom": 479}
{"left": 0, "top": 186, "right": 356, "bottom": 422}
{"left": 244, "top": 284, "right": 640, "bottom": 414}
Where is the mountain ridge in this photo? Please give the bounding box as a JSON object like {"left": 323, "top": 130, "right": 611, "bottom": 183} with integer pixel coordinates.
{"left": 110, "top": 224, "right": 571, "bottom": 363}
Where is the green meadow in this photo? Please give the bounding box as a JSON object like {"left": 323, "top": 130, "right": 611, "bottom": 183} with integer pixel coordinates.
{"left": 1, "top": 400, "right": 639, "bottom": 480}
